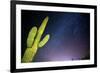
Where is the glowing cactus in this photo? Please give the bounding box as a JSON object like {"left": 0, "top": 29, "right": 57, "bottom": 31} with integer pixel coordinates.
{"left": 22, "top": 16, "right": 50, "bottom": 63}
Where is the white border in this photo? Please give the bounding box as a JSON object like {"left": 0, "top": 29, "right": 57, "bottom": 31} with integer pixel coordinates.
{"left": 16, "top": 4, "right": 95, "bottom": 69}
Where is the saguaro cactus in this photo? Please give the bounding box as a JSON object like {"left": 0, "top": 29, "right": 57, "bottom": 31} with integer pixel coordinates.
{"left": 22, "top": 16, "right": 50, "bottom": 63}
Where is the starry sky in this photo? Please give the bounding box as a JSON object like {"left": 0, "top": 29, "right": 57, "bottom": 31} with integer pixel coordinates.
{"left": 21, "top": 10, "right": 90, "bottom": 62}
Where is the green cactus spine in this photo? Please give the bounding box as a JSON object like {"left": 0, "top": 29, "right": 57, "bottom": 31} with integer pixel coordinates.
{"left": 22, "top": 16, "right": 50, "bottom": 63}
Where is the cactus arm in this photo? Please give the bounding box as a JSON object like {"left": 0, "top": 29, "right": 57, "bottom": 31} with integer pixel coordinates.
{"left": 32, "top": 16, "right": 49, "bottom": 49}
{"left": 38, "top": 16, "right": 49, "bottom": 35}
{"left": 39, "top": 34, "right": 50, "bottom": 48}
{"left": 27, "top": 26, "right": 37, "bottom": 48}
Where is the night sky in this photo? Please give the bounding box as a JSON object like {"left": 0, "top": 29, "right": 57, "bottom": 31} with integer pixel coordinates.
{"left": 21, "top": 10, "right": 90, "bottom": 62}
